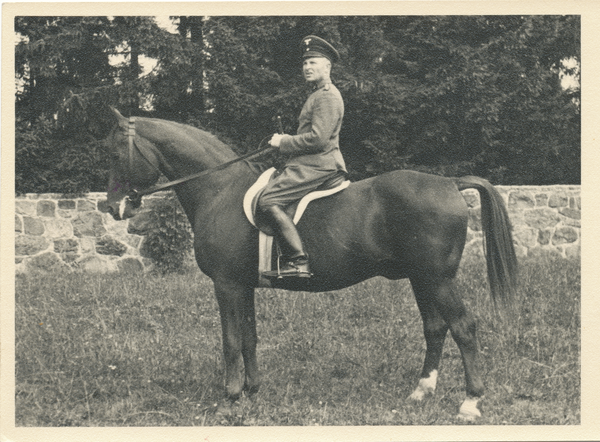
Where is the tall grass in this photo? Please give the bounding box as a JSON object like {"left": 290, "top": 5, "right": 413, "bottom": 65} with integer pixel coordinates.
{"left": 15, "top": 257, "right": 579, "bottom": 426}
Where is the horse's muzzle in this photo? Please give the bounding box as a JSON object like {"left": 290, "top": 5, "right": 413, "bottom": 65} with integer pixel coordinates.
{"left": 107, "top": 196, "right": 141, "bottom": 221}
{"left": 107, "top": 204, "right": 121, "bottom": 221}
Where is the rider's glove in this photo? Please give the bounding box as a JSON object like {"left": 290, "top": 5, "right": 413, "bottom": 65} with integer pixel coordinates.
{"left": 269, "top": 133, "right": 284, "bottom": 149}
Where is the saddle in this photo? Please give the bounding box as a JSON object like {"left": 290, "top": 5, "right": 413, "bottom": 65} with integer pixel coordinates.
{"left": 243, "top": 167, "right": 350, "bottom": 287}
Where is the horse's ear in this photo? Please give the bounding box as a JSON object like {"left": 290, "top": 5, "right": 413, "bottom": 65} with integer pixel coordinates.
{"left": 110, "top": 107, "right": 127, "bottom": 128}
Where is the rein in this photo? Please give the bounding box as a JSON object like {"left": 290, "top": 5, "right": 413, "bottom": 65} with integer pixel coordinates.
{"left": 125, "top": 117, "right": 275, "bottom": 205}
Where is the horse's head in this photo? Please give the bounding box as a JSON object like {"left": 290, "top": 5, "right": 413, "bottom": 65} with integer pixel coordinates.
{"left": 106, "top": 108, "right": 161, "bottom": 220}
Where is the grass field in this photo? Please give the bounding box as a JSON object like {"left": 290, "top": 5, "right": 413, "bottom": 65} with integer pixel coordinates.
{"left": 15, "top": 256, "right": 580, "bottom": 426}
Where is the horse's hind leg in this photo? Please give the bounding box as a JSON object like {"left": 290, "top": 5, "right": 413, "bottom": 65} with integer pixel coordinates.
{"left": 408, "top": 282, "right": 449, "bottom": 401}
{"left": 410, "top": 276, "right": 484, "bottom": 419}
{"left": 214, "top": 280, "right": 260, "bottom": 401}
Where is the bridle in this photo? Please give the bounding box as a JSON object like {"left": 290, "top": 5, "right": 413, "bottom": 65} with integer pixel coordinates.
{"left": 126, "top": 117, "right": 163, "bottom": 176}
{"left": 122, "top": 117, "right": 275, "bottom": 207}
{"left": 128, "top": 117, "right": 135, "bottom": 172}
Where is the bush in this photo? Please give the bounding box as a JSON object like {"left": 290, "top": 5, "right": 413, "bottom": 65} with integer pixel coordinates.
{"left": 143, "top": 196, "right": 193, "bottom": 273}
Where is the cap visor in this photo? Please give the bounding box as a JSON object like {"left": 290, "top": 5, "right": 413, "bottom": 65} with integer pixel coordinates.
{"left": 303, "top": 50, "right": 331, "bottom": 60}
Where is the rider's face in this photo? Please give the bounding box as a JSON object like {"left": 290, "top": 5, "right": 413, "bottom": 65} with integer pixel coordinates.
{"left": 303, "top": 57, "right": 331, "bottom": 85}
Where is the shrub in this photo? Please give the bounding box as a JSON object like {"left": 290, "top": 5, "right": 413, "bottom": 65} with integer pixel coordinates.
{"left": 143, "top": 196, "right": 193, "bottom": 273}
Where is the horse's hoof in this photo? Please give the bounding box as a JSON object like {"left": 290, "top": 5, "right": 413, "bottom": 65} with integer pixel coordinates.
{"left": 408, "top": 370, "right": 438, "bottom": 401}
{"left": 226, "top": 389, "right": 242, "bottom": 402}
{"left": 408, "top": 389, "right": 427, "bottom": 401}
{"left": 215, "top": 401, "right": 234, "bottom": 416}
{"left": 458, "top": 396, "right": 482, "bottom": 420}
{"left": 244, "top": 383, "right": 260, "bottom": 396}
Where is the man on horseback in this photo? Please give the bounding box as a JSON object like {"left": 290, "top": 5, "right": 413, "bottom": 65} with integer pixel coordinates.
{"left": 259, "top": 35, "right": 347, "bottom": 280}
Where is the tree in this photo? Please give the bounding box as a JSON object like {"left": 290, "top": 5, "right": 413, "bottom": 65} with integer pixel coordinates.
{"left": 14, "top": 16, "right": 181, "bottom": 193}
{"left": 400, "top": 16, "right": 579, "bottom": 184}
{"left": 342, "top": 16, "right": 580, "bottom": 184}
{"left": 14, "top": 15, "right": 580, "bottom": 194}
{"left": 201, "top": 16, "right": 579, "bottom": 184}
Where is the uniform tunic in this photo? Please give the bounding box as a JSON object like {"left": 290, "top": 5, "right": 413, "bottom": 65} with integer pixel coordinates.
{"left": 258, "top": 82, "right": 347, "bottom": 208}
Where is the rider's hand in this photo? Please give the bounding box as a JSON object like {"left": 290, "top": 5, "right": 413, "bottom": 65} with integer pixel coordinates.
{"left": 269, "top": 133, "right": 284, "bottom": 148}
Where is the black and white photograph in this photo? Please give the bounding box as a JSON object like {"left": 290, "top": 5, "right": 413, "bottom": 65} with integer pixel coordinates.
{"left": 1, "top": 2, "right": 597, "bottom": 441}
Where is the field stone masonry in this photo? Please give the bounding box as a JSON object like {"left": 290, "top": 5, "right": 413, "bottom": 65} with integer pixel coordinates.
{"left": 15, "top": 186, "right": 581, "bottom": 274}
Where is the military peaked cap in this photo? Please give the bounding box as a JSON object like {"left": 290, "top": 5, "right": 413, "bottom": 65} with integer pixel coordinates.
{"left": 301, "top": 35, "right": 340, "bottom": 63}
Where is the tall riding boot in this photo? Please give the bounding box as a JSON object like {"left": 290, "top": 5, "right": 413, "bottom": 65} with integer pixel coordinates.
{"left": 260, "top": 205, "right": 311, "bottom": 279}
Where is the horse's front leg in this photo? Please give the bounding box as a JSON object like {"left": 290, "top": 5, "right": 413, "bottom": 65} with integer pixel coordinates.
{"left": 214, "top": 279, "right": 260, "bottom": 400}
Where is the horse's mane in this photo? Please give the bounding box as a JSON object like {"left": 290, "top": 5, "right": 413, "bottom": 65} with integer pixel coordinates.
{"left": 146, "top": 117, "right": 231, "bottom": 148}
{"left": 137, "top": 116, "right": 239, "bottom": 164}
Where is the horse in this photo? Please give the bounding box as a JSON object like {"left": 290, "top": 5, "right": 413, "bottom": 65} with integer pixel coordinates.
{"left": 105, "top": 108, "right": 518, "bottom": 420}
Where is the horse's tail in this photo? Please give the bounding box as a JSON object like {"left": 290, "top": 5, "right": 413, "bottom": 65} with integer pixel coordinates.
{"left": 454, "top": 176, "right": 518, "bottom": 314}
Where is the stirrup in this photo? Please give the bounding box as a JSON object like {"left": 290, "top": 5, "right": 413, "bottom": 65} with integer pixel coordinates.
{"left": 262, "top": 257, "right": 312, "bottom": 280}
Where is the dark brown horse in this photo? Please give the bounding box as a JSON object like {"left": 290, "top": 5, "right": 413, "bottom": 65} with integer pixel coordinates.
{"left": 106, "top": 109, "right": 518, "bottom": 419}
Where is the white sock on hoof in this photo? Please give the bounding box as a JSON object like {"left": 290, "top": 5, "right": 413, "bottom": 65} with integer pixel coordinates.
{"left": 408, "top": 369, "right": 438, "bottom": 401}
{"left": 458, "top": 396, "right": 482, "bottom": 420}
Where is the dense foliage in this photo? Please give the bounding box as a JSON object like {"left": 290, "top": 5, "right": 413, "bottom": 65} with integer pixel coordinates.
{"left": 142, "top": 196, "right": 193, "bottom": 274}
{"left": 15, "top": 16, "right": 580, "bottom": 193}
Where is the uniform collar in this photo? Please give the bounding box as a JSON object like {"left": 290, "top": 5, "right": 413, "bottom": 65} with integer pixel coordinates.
{"left": 313, "top": 82, "right": 331, "bottom": 91}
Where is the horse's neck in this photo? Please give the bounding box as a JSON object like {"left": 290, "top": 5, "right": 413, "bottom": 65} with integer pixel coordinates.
{"left": 174, "top": 160, "right": 259, "bottom": 225}
{"left": 137, "top": 118, "right": 238, "bottom": 180}
{"left": 135, "top": 118, "right": 261, "bottom": 223}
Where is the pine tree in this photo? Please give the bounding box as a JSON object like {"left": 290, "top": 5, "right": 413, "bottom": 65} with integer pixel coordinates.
{"left": 14, "top": 15, "right": 580, "bottom": 193}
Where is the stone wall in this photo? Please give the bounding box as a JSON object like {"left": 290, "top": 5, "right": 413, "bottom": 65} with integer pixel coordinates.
{"left": 14, "top": 185, "right": 580, "bottom": 274}
{"left": 14, "top": 192, "right": 178, "bottom": 274}
{"left": 462, "top": 185, "right": 581, "bottom": 262}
